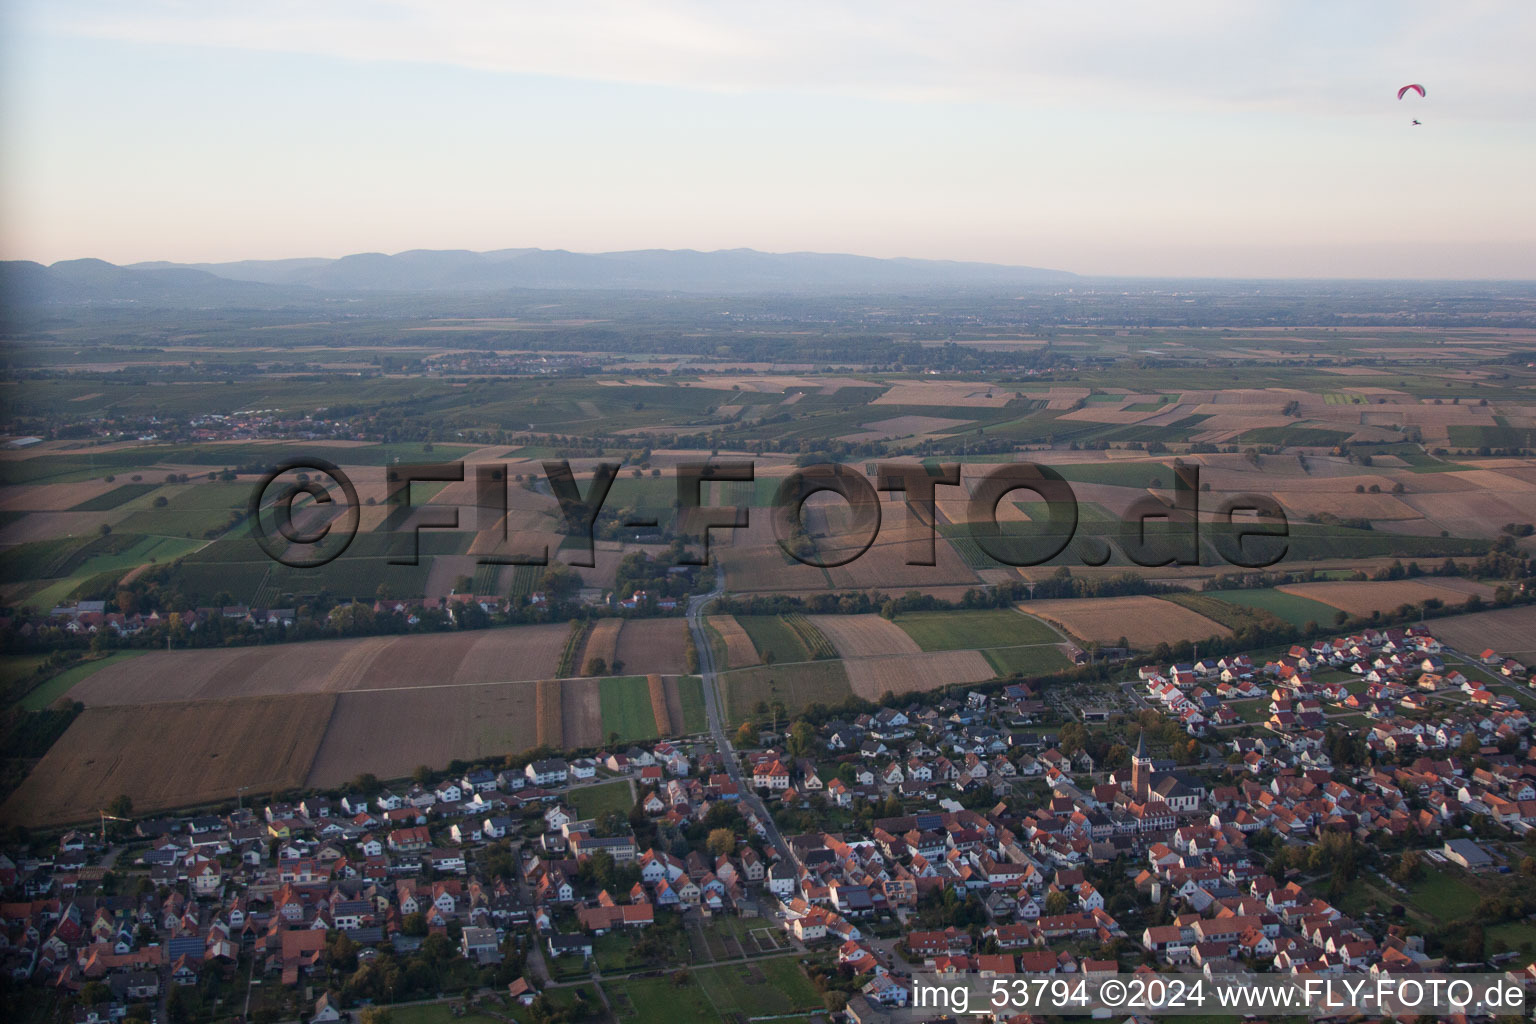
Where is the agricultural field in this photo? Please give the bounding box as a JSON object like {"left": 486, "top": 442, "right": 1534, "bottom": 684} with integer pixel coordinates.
{"left": 808, "top": 614, "right": 920, "bottom": 657}
{"left": 580, "top": 618, "right": 624, "bottom": 674}
{"left": 1421, "top": 604, "right": 1536, "bottom": 658}
{"left": 307, "top": 680, "right": 541, "bottom": 786}
{"left": 719, "top": 660, "right": 852, "bottom": 722}
{"left": 115, "top": 480, "right": 252, "bottom": 538}
{"left": 1196, "top": 587, "right": 1341, "bottom": 629}
{"left": 559, "top": 677, "right": 603, "bottom": 749}
{"left": 3, "top": 693, "right": 336, "bottom": 827}
{"left": 67, "top": 482, "right": 160, "bottom": 511}
{"left": 63, "top": 624, "right": 573, "bottom": 705}
{"left": 614, "top": 617, "right": 691, "bottom": 675}
{"left": 599, "top": 675, "right": 663, "bottom": 742}
{"left": 894, "top": 607, "right": 1061, "bottom": 650}
{"left": 705, "top": 614, "right": 759, "bottom": 668}
{"left": 1275, "top": 579, "right": 1496, "bottom": 618}
{"left": 18, "top": 652, "right": 145, "bottom": 712}
{"left": 842, "top": 649, "right": 995, "bottom": 699}
{"left": 733, "top": 614, "right": 828, "bottom": 664}
{"left": 982, "top": 644, "right": 1072, "bottom": 677}
{"left": 1021, "top": 595, "right": 1231, "bottom": 649}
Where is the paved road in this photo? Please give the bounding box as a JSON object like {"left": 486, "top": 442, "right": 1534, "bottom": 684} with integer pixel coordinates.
{"left": 686, "top": 565, "right": 795, "bottom": 867}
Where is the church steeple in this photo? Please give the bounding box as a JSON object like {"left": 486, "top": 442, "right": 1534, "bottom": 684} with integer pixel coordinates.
{"left": 1132, "top": 731, "right": 1153, "bottom": 800}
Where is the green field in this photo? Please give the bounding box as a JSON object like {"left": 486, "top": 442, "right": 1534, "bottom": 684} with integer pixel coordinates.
{"left": 1051, "top": 461, "right": 1173, "bottom": 488}
{"left": 1202, "top": 588, "right": 1340, "bottom": 629}
{"left": 720, "top": 660, "right": 852, "bottom": 722}
{"left": 982, "top": 644, "right": 1071, "bottom": 677}
{"left": 1405, "top": 864, "right": 1482, "bottom": 920}
{"left": 676, "top": 676, "right": 707, "bottom": 733}
{"left": 1160, "top": 591, "right": 1288, "bottom": 632}
{"left": 895, "top": 607, "right": 1060, "bottom": 650}
{"left": 734, "top": 614, "right": 812, "bottom": 663}
{"left": 570, "top": 779, "right": 635, "bottom": 820}
{"left": 0, "top": 654, "right": 50, "bottom": 701}
{"left": 694, "top": 958, "right": 824, "bottom": 1017}
{"left": 610, "top": 957, "right": 822, "bottom": 1024}
{"left": 116, "top": 481, "right": 254, "bottom": 538}
{"left": 67, "top": 483, "right": 160, "bottom": 511}
{"left": 18, "top": 652, "right": 146, "bottom": 711}
{"left": 15, "top": 534, "right": 206, "bottom": 612}
{"left": 599, "top": 676, "right": 663, "bottom": 743}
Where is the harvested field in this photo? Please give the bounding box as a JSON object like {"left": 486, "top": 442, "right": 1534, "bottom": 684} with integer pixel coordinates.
{"left": 840, "top": 415, "right": 970, "bottom": 442}
{"left": 872, "top": 382, "right": 1013, "bottom": 407}
{"left": 3, "top": 693, "right": 336, "bottom": 827}
{"left": 1276, "top": 579, "right": 1498, "bottom": 618}
{"left": 809, "top": 614, "right": 921, "bottom": 658}
{"left": 720, "top": 661, "right": 852, "bottom": 722}
{"left": 1021, "top": 596, "right": 1231, "bottom": 649}
{"left": 1403, "top": 490, "right": 1536, "bottom": 537}
{"left": 1424, "top": 605, "right": 1536, "bottom": 657}
{"left": 66, "top": 626, "right": 571, "bottom": 706}
{"left": 536, "top": 679, "right": 561, "bottom": 748}
{"left": 662, "top": 676, "right": 689, "bottom": 733}
{"left": 615, "top": 617, "right": 689, "bottom": 674}
{"left": 306, "top": 681, "right": 540, "bottom": 787}
{"left": 1272, "top": 490, "right": 1420, "bottom": 521}
{"left": 825, "top": 534, "right": 979, "bottom": 590}
{"left": 843, "top": 650, "right": 996, "bottom": 699}
{"left": 719, "top": 517, "right": 841, "bottom": 592}
{"left": 582, "top": 619, "right": 624, "bottom": 674}
{"left": 561, "top": 677, "right": 602, "bottom": 748}
{"left": 0, "top": 480, "right": 121, "bottom": 512}
{"left": 707, "top": 615, "right": 759, "bottom": 668}
{"left": 647, "top": 674, "right": 672, "bottom": 734}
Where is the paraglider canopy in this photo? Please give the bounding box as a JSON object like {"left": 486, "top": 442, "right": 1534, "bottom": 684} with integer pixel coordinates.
{"left": 1397, "top": 83, "right": 1426, "bottom": 99}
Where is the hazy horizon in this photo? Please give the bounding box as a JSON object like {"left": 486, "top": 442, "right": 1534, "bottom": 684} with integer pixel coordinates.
{"left": 17, "top": 244, "right": 1536, "bottom": 285}
{"left": 3, "top": 2, "right": 1535, "bottom": 278}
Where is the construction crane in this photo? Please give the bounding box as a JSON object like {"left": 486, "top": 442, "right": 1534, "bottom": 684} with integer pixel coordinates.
{"left": 98, "top": 810, "right": 131, "bottom": 845}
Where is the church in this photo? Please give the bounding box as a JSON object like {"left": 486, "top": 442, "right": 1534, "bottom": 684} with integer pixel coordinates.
{"left": 1114, "top": 733, "right": 1204, "bottom": 814}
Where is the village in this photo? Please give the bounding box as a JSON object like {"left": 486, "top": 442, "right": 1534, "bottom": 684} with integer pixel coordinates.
{"left": 5, "top": 610, "right": 1536, "bottom": 1024}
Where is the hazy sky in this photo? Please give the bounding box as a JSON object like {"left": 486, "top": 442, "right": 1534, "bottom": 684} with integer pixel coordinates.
{"left": 3, "top": 1, "right": 1534, "bottom": 277}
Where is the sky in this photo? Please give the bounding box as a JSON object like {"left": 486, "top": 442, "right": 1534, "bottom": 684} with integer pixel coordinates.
{"left": 2, "top": 1, "right": 1534, "bottom": 278}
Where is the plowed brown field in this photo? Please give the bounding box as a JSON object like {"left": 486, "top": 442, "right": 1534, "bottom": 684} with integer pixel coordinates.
{"left": 3, "top": 693, "right": 335, "bottom": 827}
{"left": 561, "top": 678, "right": 602, "bottom": 748}
{"left": 65, "top": 626, "right": 571, "bottom": 706}
{"left": 615, "top": 618, "right": 689, "bottom": 674}
{"left": 305, "top": 681, "right": 540, "bottom": 787}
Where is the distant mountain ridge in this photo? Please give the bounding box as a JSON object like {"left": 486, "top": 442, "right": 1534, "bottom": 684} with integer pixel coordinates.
{"left": 2, "top": 247, "right": 1075, "bottom": 306}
